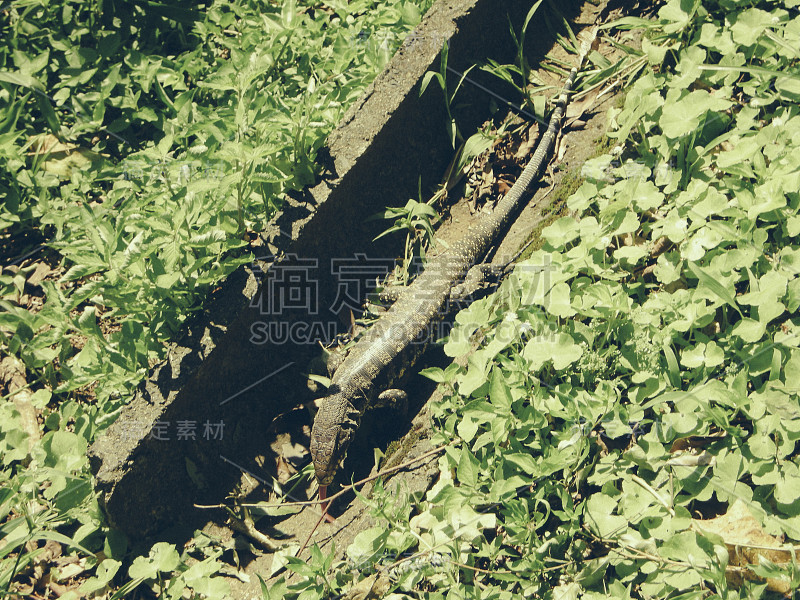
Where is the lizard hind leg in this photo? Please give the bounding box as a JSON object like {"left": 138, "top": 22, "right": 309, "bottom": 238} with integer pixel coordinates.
{"left": 450, "top": 263, "right": 494, "bottom": 304}
{"left": 450, "top": 240, "right": 534, "bottom": 305}
{"left": 325, "top": 345, "right": 348, "bottom": 377}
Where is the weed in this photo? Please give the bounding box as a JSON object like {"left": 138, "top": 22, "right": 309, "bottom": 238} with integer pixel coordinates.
{"left": 292, "top": 1, "right": 800, "bottom": 598}
{"left": 0, "top": 0, "right": 436, "bottom": 596}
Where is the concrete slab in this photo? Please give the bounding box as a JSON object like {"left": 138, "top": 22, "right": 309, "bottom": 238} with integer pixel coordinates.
{"left": 88, "top": 0, "right": 547, "bottom": 539}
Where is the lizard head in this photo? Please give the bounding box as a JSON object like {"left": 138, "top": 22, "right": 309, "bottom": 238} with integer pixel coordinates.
{"left": 310, "top": 390, "right": 359, "bottom": 487}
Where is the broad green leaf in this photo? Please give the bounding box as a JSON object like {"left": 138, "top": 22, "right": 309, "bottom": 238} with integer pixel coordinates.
{"left": 585, "top": 494, "right": 627, "bottom": 539}
{"left": 660, "top": 88, "right": 732, "bottom": 139}
{"left": 614, "top": 244, "right": 648, "bottom": 265}
{"left": 347, "top": 527, "right": 388, "bottom": 569}
{"left": 542, "top": 217, "right": 580, "bottom": 249}
{"left": 687, "top": 262, "right": 742, "bottom": 316}
{"left": 80, "top": 559, "right": 122, "bottom": 594}
{"left": 189, "top": 575, "right": 230, "bottom": 597}
{"left": 128, "top": 542, "right": 180, "bottom": 580}
{"left": 731, "top": 318, "right": 766, "bottom": 343}
{"left": 41, "top": 431, "right": 87, "bottom": 473}
{"left": 523, "top": 333, "right": 583, "bottom": 371}
{"left": 456, "top": 414, "right": 481, "bottom": 444}
{"left": 546, "top": 282, "right": 575, "bottom": 317}
{"left": 489, "top": 368, "right": 512, "bottom": 412}
{"left": 456, "top": 448, "right": 479, "bottom": 488}
{"left": 730, "top": 8, "right": 778, "bottom": 47}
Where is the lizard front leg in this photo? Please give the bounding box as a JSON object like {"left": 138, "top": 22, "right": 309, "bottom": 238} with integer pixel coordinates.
{"left": 375, "top": 388, "right": 408, "bottom": 416}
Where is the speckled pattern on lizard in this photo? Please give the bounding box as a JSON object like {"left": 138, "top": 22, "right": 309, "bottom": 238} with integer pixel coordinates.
{"left": 310, "top": 37, "right": 591, "bottom": 501}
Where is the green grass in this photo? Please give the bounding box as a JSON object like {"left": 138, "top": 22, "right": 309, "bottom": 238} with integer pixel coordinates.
{"left": 4, "top": 0, "right": 800, "bottom": 598}
{"left": 266, "top": 0, "right": 800, "bottom": 598}
{"left": 0, "top": 0, "right": 435, "bottom": 597}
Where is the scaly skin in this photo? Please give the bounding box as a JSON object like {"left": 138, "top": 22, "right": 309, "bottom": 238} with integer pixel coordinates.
{"left": 311, "top": 57, "right": 582, "bottom": 489}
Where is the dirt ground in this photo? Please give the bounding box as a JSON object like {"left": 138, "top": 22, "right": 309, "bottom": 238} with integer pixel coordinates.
{"left": 222, "top": 0, "right": 635, "bottom": 596}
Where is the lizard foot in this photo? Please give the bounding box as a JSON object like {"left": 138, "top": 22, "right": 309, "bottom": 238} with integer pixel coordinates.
{"left": 376, "top": 389, "right": 408, "bottom": 416}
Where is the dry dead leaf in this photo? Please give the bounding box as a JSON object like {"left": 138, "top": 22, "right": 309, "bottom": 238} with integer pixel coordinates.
{"left": 695, "top": 499, "right": 799, "bottom": 594}
{"left": 1, "top": 355, "right": 27, "bottom": 391}
{"left": 344, "top": 572, "right": 392, "bottom": 600}
{"left": 54, "top": 560, "right": 88, "bottom": 581}
{"left": 26, "top": 262, "right": 52, "bottom": 288}
{"left": 26, "top": 134, "right": 104, "bottom": 178}
{"left": 1, "top": 356, "right": 41, "bottom": 452}
{"left": 565, "top": 88, "right": 600, "bottom": 128}
{"left": 495, "top": 178, "right": 512, "bottom": 195}
{"left": 556, "top": 135, "right": 567, "bottom": 162}
{"left": 670, "top": 432, "right": 725, "bottom": 453}
{"left": 513, "top": 124, "right": 539, "bottom": 162}
{"left": 666, "top": 450, "right": 715, "bottom": 467}
{"left": 275, "top": 454, "right": 295, "bottom": 484}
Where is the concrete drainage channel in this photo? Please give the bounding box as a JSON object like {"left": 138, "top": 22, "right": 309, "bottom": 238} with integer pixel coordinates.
{"left": 88, "top": 0, "right": 588, "bottom": 558}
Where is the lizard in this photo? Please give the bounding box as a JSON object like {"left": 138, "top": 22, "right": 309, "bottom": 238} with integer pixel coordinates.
{"left": 310, "top": 36, "right": 591, "bottom": 505}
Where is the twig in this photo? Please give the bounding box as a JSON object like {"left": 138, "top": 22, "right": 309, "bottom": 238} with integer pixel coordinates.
{"left": 295, "top": 506, "right": 332, "bottom": 559}
{"left": 447, "top": 557, "right": 576, "bottom": 576}
{"left": 292, "top": 445, "right": 447, "bottom": 562}
{"left": 630, "top": 474, "right": 676, "bottom": 517}
{"left": 226, "top": 512, "right": 281, "bottom": 553}
{"left": 194, "top": 444, "right": 448, "bottom": 512}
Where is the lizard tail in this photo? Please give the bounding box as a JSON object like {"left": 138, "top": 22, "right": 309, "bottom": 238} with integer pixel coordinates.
{"left": 319, "top": 485, "right": 336, "bottom": 523}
